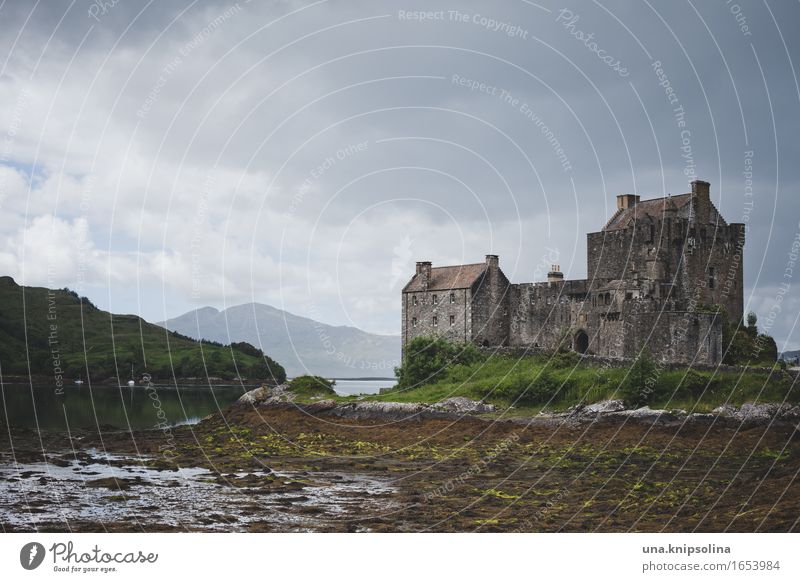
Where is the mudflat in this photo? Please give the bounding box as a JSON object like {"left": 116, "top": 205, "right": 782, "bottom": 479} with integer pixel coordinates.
{"left": 1, "top": 404, "right": 798, "bottom": 532}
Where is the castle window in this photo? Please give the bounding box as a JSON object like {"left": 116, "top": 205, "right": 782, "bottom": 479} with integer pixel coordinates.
{"left": 625, "top": 292, "right": 632, "bottom": 301}
{"left": 412, "top": 317, "right": 418, "bottom": 327}
{"left": 412, "top": 295, "right": 417, "bottom": 306}
{"left": 449, "top": 315, "right": 455, "bottom": 326}
{"left": 648, "top": 224, "right": 655, "bottom": 243}
{"left": 450, "top": 293, "right": 455, "bottom": 304}
{"left": 432, "top": 294, "right": 438, "bottom": 305}
{"left": 709, "top": 267, "right": 716, "bottom": 290}
{"left": 432, "top": 316, "right": 438, "bottom": 327}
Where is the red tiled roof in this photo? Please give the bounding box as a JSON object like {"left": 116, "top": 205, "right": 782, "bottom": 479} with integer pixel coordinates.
{"left": 604, "top": 193, "right": 693, "bottom": 231}
{"left": 403, "top": 263, "right": 487, "bottom": 293}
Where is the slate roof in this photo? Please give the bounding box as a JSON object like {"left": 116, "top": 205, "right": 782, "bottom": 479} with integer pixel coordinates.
{"left": 403, "top": 263, "right": 487, "bottom": 293}
{"left": 603, "top": 193, "right": 694, "bottom": 231}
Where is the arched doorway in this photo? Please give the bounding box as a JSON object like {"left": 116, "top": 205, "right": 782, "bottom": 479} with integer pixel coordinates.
{"left": 574, "top": 330, "right": 589, "bottom": 354}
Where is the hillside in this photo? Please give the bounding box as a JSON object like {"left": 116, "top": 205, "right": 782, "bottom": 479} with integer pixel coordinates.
{"left": 0, "top": 277, "right": 284, "bottom": 383}
{"left": 159, "top": 303, "right": 400, "bottom": 378}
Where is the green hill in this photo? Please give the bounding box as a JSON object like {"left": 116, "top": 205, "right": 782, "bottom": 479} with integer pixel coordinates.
{"left": 0, "top": 276, "right": 285, "bottom": 384}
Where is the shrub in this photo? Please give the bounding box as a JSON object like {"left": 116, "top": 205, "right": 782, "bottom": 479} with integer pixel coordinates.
{"left": 288, "top": 375, "right": 336, "bottom": 396}
{"left": 619, "top": 351, "right": 660, "bottom": 406}
{"left": 547, "top": 350, "right": 579, "bottom": 369}
{"left": 677, "top": 370, "right": 710, "bottom": 400}
{"left": 395, "top": 336, "right": 483, "bottom": 388}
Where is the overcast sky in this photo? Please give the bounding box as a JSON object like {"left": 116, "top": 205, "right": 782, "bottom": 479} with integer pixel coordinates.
{"left": 0, "top": 0, "right": 798, "bottom": 349}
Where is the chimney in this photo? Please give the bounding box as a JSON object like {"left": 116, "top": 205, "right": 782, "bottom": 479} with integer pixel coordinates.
{"left": 616, "top": 194, "right": 640, "bottom": 210}
{"left": 547, "top": 264, "right": 564, "bottom": 284}
{"left": 416, "top": 261, "right": 432, "bottom": 289}
{"left": 485, "top": 254, "right": 499, "bottom": 269}
{"left": 691, "top": 179, "right": 710, "bottom": 198}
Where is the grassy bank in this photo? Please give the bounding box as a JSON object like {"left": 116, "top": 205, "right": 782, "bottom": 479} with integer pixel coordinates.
{"left": 372, "top": 339, "right": 797, "bottom": 414}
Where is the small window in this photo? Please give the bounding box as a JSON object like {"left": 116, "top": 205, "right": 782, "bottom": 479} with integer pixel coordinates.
{"left": 709, "top": 267, "right": 716, "bottom": 290}
{"left": 432, "top": 294, "right": 438, "bottom": 305}
{"left": 625, "top": 292, "right": 632, "bottom": 301}
{"left": 450, "top": 293, "right": 455, "bottom": 304}
{"left": 412, "top": 318, "right": 418, "bottom": 327}
{"left": 432, "top": 316, "right": 438, "bottom": 327}
{"left": 449, "top": 315, "right": 455, "bottom": 326}
{"left": 412, "top": 295, "right": 417, "bottom": 306}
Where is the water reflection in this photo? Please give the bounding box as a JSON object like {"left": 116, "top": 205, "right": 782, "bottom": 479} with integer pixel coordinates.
{"left": 0, "top": 384, "right": 249, "bottom": 430}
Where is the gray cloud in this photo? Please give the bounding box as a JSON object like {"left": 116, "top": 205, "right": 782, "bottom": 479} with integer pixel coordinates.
{"left": 0, "top": 0, "right": 798, "bottom": 349}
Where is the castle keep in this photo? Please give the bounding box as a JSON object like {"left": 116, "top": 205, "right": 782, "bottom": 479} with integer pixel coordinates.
{"left": 401, "top": 180, "right": 745, "bottom": 365}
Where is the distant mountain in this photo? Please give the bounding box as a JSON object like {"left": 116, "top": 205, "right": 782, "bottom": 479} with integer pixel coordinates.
{"left": 0, "top": 276, "right": 285, "bottom": 383}
{"left": 781, "top": 350, "right": 800, "bottom": 362}
{"left": 159, "top": 303, "right": 400, "bottom": 378}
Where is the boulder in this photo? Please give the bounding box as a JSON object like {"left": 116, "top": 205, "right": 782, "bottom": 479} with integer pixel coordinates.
{"left": 331, "top": 401, "right": 428, "bottom": 421}
{"left": 237, "top": 384, "right": 293, "bottom": 405}
{"left": 431, "top": 397, "right": 496, "bottom": 414}
{"left": 581, "top": 399, "right": 626, "bottom": 414}
{"left": 712, "top": 402, "right": 800, "bottom": 422}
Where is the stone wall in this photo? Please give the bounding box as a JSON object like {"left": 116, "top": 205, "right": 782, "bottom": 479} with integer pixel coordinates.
{"left": 402, "top": 288, "right": 472, "bottom": 348}
{"left": 470, "top": 258, "right": 511, "bottom": 347}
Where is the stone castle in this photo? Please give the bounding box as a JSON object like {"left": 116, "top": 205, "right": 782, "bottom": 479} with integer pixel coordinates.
{"left": 401, "top": 180, "right": 745, "bottom": 365}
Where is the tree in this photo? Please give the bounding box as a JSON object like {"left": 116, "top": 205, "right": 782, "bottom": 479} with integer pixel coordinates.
{"left": 746, "top": 311, "right": 758, "bottom": 337}
{"left": 231, "top": 341, "right": 263, "bottom": 358}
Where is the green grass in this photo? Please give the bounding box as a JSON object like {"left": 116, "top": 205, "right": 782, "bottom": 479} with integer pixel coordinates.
{"left": 0, "top": 276, "right": 285, "bottom": 382}
{"left": 372, "top": 352, "right": 797, "bottom": 413}
{"left": 287, "top": 375, "right": 337, "bottom": 397}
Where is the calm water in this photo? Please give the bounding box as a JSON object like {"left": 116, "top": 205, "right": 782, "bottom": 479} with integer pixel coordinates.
{"left": 0, "top": 380, "right": 396, "bottom": 430}
{"left": 332, "top": 379, "right": 396, "bottom": 396}
{"left": 0, "top": 384, "right": 249, "bottom": 431}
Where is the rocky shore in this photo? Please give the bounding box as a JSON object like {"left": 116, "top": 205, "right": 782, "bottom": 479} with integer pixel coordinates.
{"left": 1, "top": 385, "right": 797, "bottom": 533}
{"left": 238, "top": 384, "right": 800, "bottom": 429}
